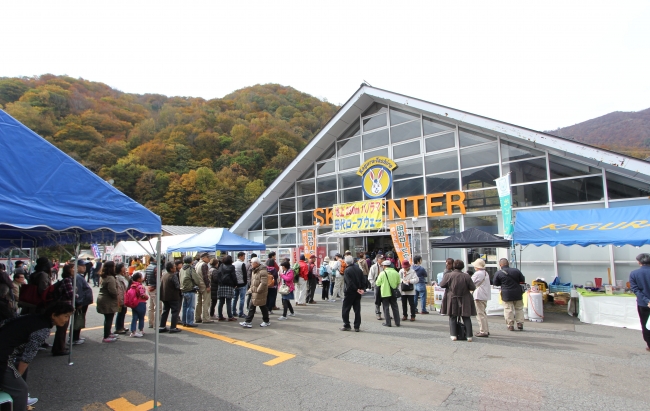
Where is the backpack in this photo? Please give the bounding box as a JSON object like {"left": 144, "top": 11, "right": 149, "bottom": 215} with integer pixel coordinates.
{"left": 267, "top": 273, "right": 276, "bottom": 287}
{"left": 124, "top": 286, "right": 140, "bottom": 308}
{"left": 319, "top": 265, "right": 328, "bottom": 278}
{"left": 292, "top": 264, "right": 301, "bottom": 283}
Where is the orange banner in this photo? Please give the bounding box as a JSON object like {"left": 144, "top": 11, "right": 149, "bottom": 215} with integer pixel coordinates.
{"left": 389, "top": 222, "right": 412, "bottom": 263}
{"left": 301, "top": 229, "right": 316, "bottom": 259}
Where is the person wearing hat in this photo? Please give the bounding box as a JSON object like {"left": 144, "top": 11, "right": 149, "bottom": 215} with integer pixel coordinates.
{"left": 471, "top": 258, "right": 491, "bottom": 337}
{"left": 375, "top": 260, "right": 401, "bottom": 327}
{"left": 194, "top": 252, "right": 213, "bottom": 324}
{"left": 399, "top": 260, "right": 419, "bottom": 322}
{"left": 319, "top": 257, "right": 333, "bottom": 301}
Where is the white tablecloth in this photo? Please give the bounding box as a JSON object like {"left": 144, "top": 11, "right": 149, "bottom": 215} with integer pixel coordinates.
{"left": 486, "top": 289, "right": 504, "bottom": 316}
{"left": 577, "top": 294, "right": 641, "bottom": 330}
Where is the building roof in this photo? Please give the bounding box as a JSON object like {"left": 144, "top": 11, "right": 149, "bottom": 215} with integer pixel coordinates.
{"left": 161, "top": 225, "right": 212, "bottom": 236}
{"left": 230, "top": 85, "right": 650, "bottom": 235}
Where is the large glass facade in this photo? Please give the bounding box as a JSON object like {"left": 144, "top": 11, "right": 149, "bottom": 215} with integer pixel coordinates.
{"left": 246, "top": 100, "right": 650, "bottom": 285}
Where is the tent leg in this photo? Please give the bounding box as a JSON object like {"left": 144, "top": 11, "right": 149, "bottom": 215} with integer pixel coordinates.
{"left": 153, "top": 235, "right": 161, "bottom": 409}
{"left": 68, "top": 238, "right": 80, "bottom": 366}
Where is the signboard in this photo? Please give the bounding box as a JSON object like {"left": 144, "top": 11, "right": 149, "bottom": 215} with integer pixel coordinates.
{"left": 495, "top": 174, "right": 514, "bottom": 239}
{"left": 389, "top": 221, "right": 412, "bottom": 263}
{"left": 332, "top": 200, "right": 384, "bottom": 232}
{"left": 358, "top": 156, "right": 397, "bottom": 199}
{"left": 301, "top": 229, "right": 316, "bottom": 259}
{"left": 91, "top": 244, "right": 101, "bottom": 259}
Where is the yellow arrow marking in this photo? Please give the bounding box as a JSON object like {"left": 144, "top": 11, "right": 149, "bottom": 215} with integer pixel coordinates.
{"left": 106, "top": 397, "right": 160, "bottom": 411}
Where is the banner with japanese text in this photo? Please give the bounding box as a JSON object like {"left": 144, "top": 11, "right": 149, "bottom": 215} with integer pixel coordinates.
{"left": 389, "top": 222, "right": 412, "bottom": 263}
{"left": 301, "top": 229, "right": 316, "bottom": 259}
{"left": 495, "top": 174, "right": 514, "bottom": 240}
{"left": 333, "top": 200, "right": 384, "bottom": 232}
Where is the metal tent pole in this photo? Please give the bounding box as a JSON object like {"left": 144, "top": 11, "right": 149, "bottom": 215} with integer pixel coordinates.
{"left": 68, "top": 236, "right": 80, "bottom": 365}
{"left": 153, "top": 235, "right": 162, "bottom": 409}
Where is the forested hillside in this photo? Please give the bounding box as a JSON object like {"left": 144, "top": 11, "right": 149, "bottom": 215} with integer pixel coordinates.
{"left": 547, "top": 107, "right": 650, "bottom": 158}
{"left": 0, "top": 75, "right": 338, "bottom": 226}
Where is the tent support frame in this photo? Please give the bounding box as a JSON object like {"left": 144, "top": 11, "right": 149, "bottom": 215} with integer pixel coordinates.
{"left": 68, "top": 235, "right": 80, "bottom": 365}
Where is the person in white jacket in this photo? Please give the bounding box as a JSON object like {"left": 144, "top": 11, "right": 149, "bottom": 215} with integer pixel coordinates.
{"left": 368, "top": 255, "right": 384, "bottom": 320}
{"left": 399, "top": 260, "right": 419, "bottom": 321}
{"left": 471, "top": 258, "right": 491, "bottom": 337}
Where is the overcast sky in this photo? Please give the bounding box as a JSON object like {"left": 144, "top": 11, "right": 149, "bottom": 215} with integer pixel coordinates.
{"left": 3, "top": 0, "right": 649, "bottom": 131}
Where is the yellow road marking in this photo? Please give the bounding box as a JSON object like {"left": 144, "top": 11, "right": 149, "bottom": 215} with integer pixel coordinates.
{"left": 106, "top": 397, "right": 160, "bottom": 411}
{"left": 178, "top": 325, "right": 295, "bottom": 366}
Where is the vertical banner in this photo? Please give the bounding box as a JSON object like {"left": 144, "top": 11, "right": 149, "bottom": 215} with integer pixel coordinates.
{"left": 301, "top": 229, "right": 316, "bottom": 259}
{"left": 495, "top": 174, "right": 514, "bottom": 239}
{"left": 91, "top": 243, "right": 101, "bottom": 259}
{"left": 389, "top": 222, "right": 412, "bottom": 263}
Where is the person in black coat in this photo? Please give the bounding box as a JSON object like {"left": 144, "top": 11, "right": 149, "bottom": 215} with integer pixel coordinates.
{"left": 340, "top": 256, "right": 366, "bottom": 332}
{"left": 0, "top": 302, "right": 74, "bottom": 411}
{"left": 216, "top": 256, "right": 237, "bottom": 320}
{"left": 493, "top": 258, "right": 526, "bottom": 331}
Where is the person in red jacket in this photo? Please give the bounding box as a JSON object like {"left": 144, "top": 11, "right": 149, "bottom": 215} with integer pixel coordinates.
{"left": 296, "top": 255, "right": 309, "bottom": 305}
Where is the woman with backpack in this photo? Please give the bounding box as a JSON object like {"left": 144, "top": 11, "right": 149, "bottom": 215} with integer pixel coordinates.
{"left": 216, "top": 255, "right": 237, "bottom": 321}
{"left": 277, "top": 261, "right": 295, "bottom": 320}
{"left": 96, "top": 261, "right": 119, "bottom": 343}
{"left": 320, "top": 257, "right": 332, "bottom": 301}
{"left": 126, "top": 272, "right": 149, "bottom": 338}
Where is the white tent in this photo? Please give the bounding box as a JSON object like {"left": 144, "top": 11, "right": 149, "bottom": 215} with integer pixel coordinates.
{"left": 112, "top": 234, "right": 196, "bottom": 257}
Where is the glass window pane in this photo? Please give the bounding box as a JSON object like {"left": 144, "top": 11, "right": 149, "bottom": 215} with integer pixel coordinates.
{"left": 364, "top": 147, "right": 389, "bottom": 161}
{"left": 425, "top": 150, "right": 458, "bottom": 174}
{"left": 426, "top": 172, "right": 460, "bottom": 193}
{"left": 296, "top": 179, "right": 315, "bottom": 195}
{"left": 393, "top": 140, "right": 420, "bottom": 159}
{"left": 338, "top": 122, "right": 360, "bottom": 140}
{"left": 425, "top": 132, "right": 455, "bottom": 152}
{"left": 249, "top": 231, "right": 263, "bottom": 244}
{"left": 280, "top": 213, "right": 296, "bottom": 228}
{"left": 551, "top": 176, "right": 604, "bottom": 204}
{"left": 299, "top": 166, "right": 314, "bottom": 180}
{"left": 249, "top": 217, "right": 262, "bottom": 231}
{"left": 393, "top": 178, "right": 424, "bottom": 198}
{"left": 428, "top": 218, "right": 460, "bottom": 237}
{"left": 464, "top": 215, "right": 498, "bottom": 235}
{"left": 460, "top": 143, "right": 498, "bottom": 169}
{"left": 423, "top": 117, "right": 454, "bottom": 136}
{"left": 459, "top": 128, "right": 496, "bottom": 147}
{"left": 549, "top": 155, "right": 600, "bottom": 179}
{"left": 462, "top": 165, "right": 500, "bottom": 190}
{"left": 362, "top": 114, "right": 387, "bottom": 132}
{"left": 337, "top": 136, "right": 361, "bottom": 157}
{"left": 299, "top": 211, "right": 314, "bottom": 226}
{"left": 279, "top": 198, "right": 295, "bottom": 213}
{"left": 264, "top": 229, "right": 278, "bottom": 245}
{"left": 391, "top": 121, "right": 421, "bottom": 143}
{"left": 317, "top": 160, "right": 335, "bottom": 175}
{"left": 465, "top": 189, "right": 500, "bottom": 212}
{"left": 501, "top": 140, "right": 544, "bottom": 162}
{"left": 339, "top": 155, "right": 360, "bottom": 170}
{"left": 298, "top": 195, "right": 315, "bottom": 211}
{"left": 317, "top": 191, "right": 337, "bottom": 208}
{"left": 393, "top": 158, "right": 423, "bottom": 180}
{"left": 512, "top": 182, "right": 549, "bottom": 207}
{"left": 339, "top": 172, "right": 360, "bottom": 189}
{"left": 607, "top": 173, "right": 650, "bottom": 200}
{"left": 362, "top": 102, "right": 387, "bottom": 117}
{"left": 362, "top": 128, "right": 389, "bottom": 148}
{"left": 263, "top": 215, "right": 278, "bottom": 229}
{"left": 280, "top": 229, "right": 296, "bottom": 245}
{"left": 340, "top": 188, "right": 363, "bottom": 203}
{"left": 317, "top": 144, "right": 336, "bottom": 160}
{"left": 502, "top": 158, "right": 547, "bottom": 184}
{"left": 280, "top": 186, "right": 295, "bottom": 199}
{"left": 390, "top": 107, "right": 419, "bottom": 125}
{"left": 317, "top": 175, "right": 337, "bottom": 192}
{"left": 264, "top": 202, "right": 278, "bottom": 215}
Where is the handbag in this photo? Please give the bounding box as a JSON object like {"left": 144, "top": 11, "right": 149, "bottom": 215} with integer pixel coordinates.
{"left": 278, "top": 277, "right": 290, "bottom": 295}
{"left": 73, "top": 307, "right": 86, "bottom": 330}
{"left": 385, "top": 272, "right": 401, "bottom": 298}
{"left": 455, "top": 316, "right": 467, "bottom": 340}
{"left": 401, "top": 273, "right": 414, "bottom": 292}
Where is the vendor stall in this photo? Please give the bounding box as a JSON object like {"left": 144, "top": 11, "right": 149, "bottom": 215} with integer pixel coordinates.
{"left": 575, "top": 288, "right": 640, "bottom": 330}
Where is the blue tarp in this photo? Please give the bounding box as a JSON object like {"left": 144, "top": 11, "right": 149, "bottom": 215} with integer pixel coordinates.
{"left": 513, "top": 205, "right": 650, "bottom": 247}
{"left": 0, "top": 110, "right": 161, "bottom": 248}
{"left": 167, "top": 228, "right": 266, "bottom": 252}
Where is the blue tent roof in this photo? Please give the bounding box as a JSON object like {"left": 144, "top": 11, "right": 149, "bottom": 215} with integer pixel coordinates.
{"left": 513, "top": 205, "right": 650, "bottom": 247}
{"left": 167, "top": 228, "right": 266, "bottom": 252}
{"left": 0, "top": 110, "right": 161, "bottom": 248}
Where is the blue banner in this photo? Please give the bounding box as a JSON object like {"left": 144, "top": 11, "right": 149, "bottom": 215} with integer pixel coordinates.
{"left": 513, "top": 205, "right": 650, "bottom": 247}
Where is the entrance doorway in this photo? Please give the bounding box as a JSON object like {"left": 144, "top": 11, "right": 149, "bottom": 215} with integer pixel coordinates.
{"left": 342, "top": 235, "right": 394, "bottom": 257}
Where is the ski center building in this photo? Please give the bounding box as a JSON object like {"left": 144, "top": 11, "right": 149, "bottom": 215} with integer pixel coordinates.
{"left": 231, "top": 85, "right": 650, "bottom": 285}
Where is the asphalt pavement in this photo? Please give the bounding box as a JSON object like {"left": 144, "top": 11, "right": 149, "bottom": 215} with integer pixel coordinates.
{"left": 24, "top": 286, "right": 650, "bottom": 411}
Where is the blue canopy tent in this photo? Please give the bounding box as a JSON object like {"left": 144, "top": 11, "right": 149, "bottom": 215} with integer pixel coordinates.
{"left": 0, "top": 110, "right": 164, "bottom": 408}
{"left": 513, "top": 205, "right": 650, "bottom": 247}
{"left": 167, "top": 228, "right": 266, "bottom": 253}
